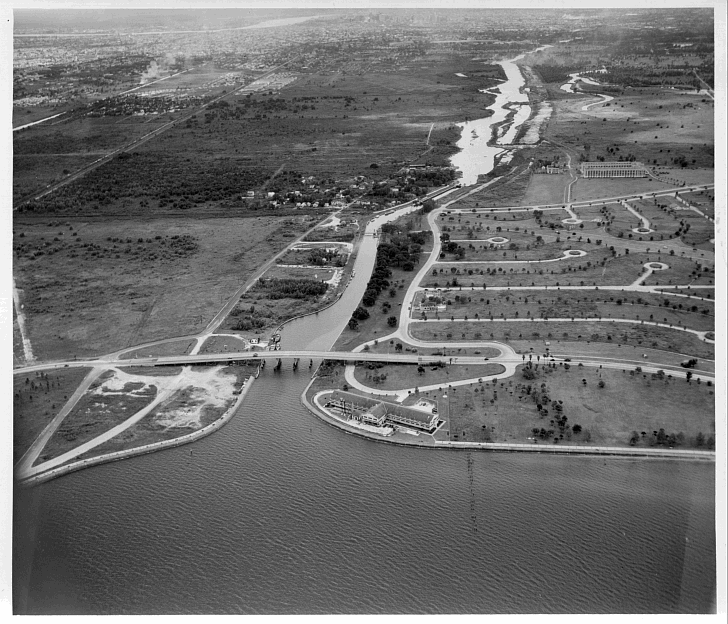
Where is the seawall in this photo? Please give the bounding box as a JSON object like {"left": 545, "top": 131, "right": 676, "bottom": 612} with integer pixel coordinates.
{"left": 18, "top": 373, "right": 256, "bottom": 488}
{"left": 300, "top": 377, "right": 714, "bottom": 461}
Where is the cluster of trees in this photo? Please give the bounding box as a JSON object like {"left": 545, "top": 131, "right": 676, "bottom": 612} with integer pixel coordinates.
{"left": 305, "top": 248, "right": 345, "bottom": 267}
{"left": 628, "top": 428, "right": 714, "bottom": 449}
{"left": 254, "top": 277, "right": 327, "bottom": 300}
{"left": 19, "top": 152, "right": 271, "bottom": 214}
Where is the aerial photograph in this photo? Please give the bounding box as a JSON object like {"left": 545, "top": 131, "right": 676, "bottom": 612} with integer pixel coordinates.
{"left": 5, "top": 0, "right": 725, "bottom": 616}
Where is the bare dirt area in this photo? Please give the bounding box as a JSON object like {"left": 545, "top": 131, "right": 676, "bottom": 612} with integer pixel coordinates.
{"left": 12, "top": 215, "right": 315, "bottom": 360}
{"left": 73, "top": 364, "right": 253, "bottom": 460}
{"left": 13, "top": 367, "right": 91, "bottom": 465}
{"left": 445, "top": 364, "right": 714, "bottom": 448}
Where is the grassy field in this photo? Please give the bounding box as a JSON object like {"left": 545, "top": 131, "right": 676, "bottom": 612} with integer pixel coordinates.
{"left": 570, "top": 177, "right": 674, "bottom": 202}
{"left": 198, "top": 334, "right": 250, "bottom": 355}
{"left": 12, "top": 367, "right": 91, "bottom": 465}
{"left": 352, "top": 362, "right": 505, "bottom": 392}
{"left": 412, "top": 289, "right": 714, "bottom": 332}
{"left": 36, "top": 369, "right": 158, "bottom": 464}
{"left": 445, "top": 364, "right": 714, "bottom": 447}
{"left": 424, "top": 250, "right": 712, "bottom": 289}
{"left": 520, "top": 172, "right": 570, "bottom": 205}
{"left": 120, "top": 339, "right": 198, "bottom": 360}
{"left": 410, "top": 320, "right": 714, "bottom": 359}
{"left": 544, "top": 88, "right": 714, "bottom": 171}
{"left": 12, "top": 215, "right": 316, "bottom": 360}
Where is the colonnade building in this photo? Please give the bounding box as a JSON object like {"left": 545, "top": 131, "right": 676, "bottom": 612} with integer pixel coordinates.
{"left": 580, "top": 161, "right": 649, "bottom": 178}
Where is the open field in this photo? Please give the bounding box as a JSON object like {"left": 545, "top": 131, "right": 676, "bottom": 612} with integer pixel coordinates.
{"left": 75, "top": 365, "right": 253, "bottom": 460}
{"left": 264, "top": 264, "right": 338, "bottom": 282}
{"left": 520, "top": 172, "right": 570, "bottom": 205}
{"left": 410, "top": 320, "right": 714, "bottom": 359}
{"left": 12, "top": 215, "right": 315, "bottom": 360}
{"left": 570, "top": 177, "right": 675, "bottom": 202}
{"left": 198, "top": 334, "right": 250, "bottom": 355}
{"left": 120, "top": 339, "right": 198, "bottom": 360}
{"left": 445, "top": 364, "right": 714, "bottom": 447}
{"left": 544, "top": 88, "right": 714, "bottom": 171}
{"left": 12, "top": 367, "right": 91, "bottom": 465}
{"left": 352, "top": 362, "right": 505, "bottom": 391}
{"left": 413, "top": 289, "right": 714, "bottom": 332}
{"left": 13, "top": 153, "right": 102, "bottom": 203}
{"left": 36, "top": 368, "right": 158, "bottom": 464}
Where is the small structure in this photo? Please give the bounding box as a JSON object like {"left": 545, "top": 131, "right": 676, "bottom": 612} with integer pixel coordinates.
{"left": 580, "top": 161, "right": 649, "bottom": 178}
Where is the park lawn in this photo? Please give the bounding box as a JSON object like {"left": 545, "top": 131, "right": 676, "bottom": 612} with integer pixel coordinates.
{"left": 440, "top": 240, "right": 602, "bottom": 263}
{"left": 119, "top": 339, "right": 198, "bottom": 360}
{"left": 352, "top": 362, "right": 505, "bottom": 392}
{"left": 506, "top": 339, "right": 715, "bottom": 372}
{"left": 12, "top": 367, "right": 91, "bottom": 465}
{"left": 654, "top": 168, "right": 714, "bottom": 187}
{"left": 412, "top": 289, "right": 714, "bottom": 332}
{"left": 520, "top": 172, "right": 570, "bottom": 206}
{"left": 410, "top": 319, "right": 714, "bottom": 359}
{"left": 361, "top": 340, "right": 502, "bottom": 359}
{"left": 445, "top": 364, "right": 714, "bottom": 448}
{"left": 35, "top": 369, "right": 158, "bottom": 464}
{"left": 12, "top": 214, "right": 317, "bottom": 361}
{"left": 641, "top": 254, "right": 714, "bottom": 286}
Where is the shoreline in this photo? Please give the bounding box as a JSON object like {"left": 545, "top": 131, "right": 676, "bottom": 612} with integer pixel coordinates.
{"left": 17, "top": 371, "right": 257, "bottom": 488}
{"left": 300, "top": 377, "right": 714, "bottom": 462}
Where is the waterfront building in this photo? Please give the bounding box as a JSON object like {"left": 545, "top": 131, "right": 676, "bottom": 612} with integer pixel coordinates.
{"left": 580, "top": 161, "right": 649, "bottom": 178}
{"left": 326, "top": 391, "right": 439, "bottom": 432}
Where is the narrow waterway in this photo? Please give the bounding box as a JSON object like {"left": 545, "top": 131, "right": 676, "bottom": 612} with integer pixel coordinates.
{"left": 450, "top": 45, "right": 552, "bottom": 186}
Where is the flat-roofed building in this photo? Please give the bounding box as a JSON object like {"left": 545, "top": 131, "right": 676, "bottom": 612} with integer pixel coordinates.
{"left": 581, "top": 161, "right": 649, "bottom": 178}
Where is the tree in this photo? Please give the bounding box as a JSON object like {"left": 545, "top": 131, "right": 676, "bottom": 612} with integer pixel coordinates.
{"left": 686, "top": 370, "right": 693, "bottom": 382}
{"left": 348, "top": 317, "right": 359, "bottom": 330}
{"left": 352, "top": 306, "right": 370, "bottom": 321}
{"left": 572, "top": 424, "right": 582, "bottom": 434}
{"left": 387, "top": 316, "right": 397, "bottom": 327}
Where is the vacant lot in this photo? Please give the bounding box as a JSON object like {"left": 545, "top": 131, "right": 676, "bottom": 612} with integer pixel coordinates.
{"left": 411, "top": 319, "right": 714, "bottom": 359}
{"left": 352, "top": 362, "right": 505, "bottom": 392}
{"left": 13, "top": 367, "right": 91, "bottom": 465}
{"left": 446, "top": 364, "right": 714, "bottom": 447}
{"left": 13, "top": 153, "right": 101, "bottom": 203}
{"left": 76, "top": 365, "right": 253, "bottom": 460}
{"left": 36, "top": 369, "right": 158, "bottom": 464}
{"left": 120, "top": 339, "right": 198, "bottom": 360}
{"left": 12, "top": 215, "right": 315, "bottom": 360}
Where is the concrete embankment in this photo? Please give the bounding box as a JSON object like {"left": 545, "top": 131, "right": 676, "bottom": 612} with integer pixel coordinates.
{"left": 18, "top": 374, "right": 256, "bottom": 488}
{"left": 300, "top": 378, "right": 714, "bottom": 462}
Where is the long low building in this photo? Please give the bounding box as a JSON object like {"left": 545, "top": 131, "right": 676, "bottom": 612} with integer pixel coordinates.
{"left": 325, "top": 390, "right": 439, "bottom": 433}
{"left": 581, "top": 161, "right": 649, "bottom": 178}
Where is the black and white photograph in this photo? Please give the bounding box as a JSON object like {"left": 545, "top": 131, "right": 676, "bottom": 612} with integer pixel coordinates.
{"left": 3, "top": 0, "right": 725, "bottom": 616}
